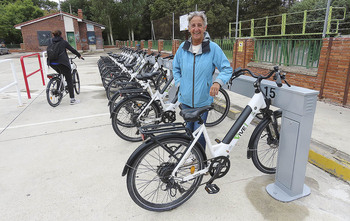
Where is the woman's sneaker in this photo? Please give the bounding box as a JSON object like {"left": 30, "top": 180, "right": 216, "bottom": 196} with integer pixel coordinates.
{"left": 70, "top": 98, "right": 80, "bottom": 105}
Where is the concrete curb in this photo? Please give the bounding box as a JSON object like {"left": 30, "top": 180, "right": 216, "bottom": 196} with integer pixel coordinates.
{"left": 309, "top": 140, "right": 350, "bottom": 182}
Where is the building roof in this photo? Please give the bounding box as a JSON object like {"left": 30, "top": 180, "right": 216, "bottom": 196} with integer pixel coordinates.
{"left": 14, "top": 11, "right": 105, "bottom": 30}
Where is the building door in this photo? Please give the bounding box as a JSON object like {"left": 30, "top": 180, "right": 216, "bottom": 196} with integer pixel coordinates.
{"left": 67, "top": 32, "right": 76, "bottom": 49}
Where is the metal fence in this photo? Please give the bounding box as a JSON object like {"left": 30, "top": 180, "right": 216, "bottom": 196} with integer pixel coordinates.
{"left": 152, "top": 40, "right": 158, "bottom": 51}
{"left": 229, "top": 7, "right": 347, "bottom": 38}
{"left": 253, "top": 39, "right": 323, "bottom": 69}
{"left": 212, "top": 39, "right": 234, "bottom": 60}
{"left": 163, "top": 40, "right": 172, "bottom": 51}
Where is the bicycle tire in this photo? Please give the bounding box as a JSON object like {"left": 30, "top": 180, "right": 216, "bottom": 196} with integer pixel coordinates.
{"left": 205, "top": 87, "right": 230, "bottom": 127}
{"left": 109, "top": 91, "right": 150, "bottom": 114}
{"left": 126, "top": 136, "right": 205, "bottom": 211}
{"left": 111, "top": 95, "right": 161, "bottom": 142}
{"left": 251, "top": 111, "right": 282, "bottom": 174}
{"left": 102, "top": 70, "right": 122, "bottom": 88}
{"left": 46, "top": 77, "right": 63, "bottom": 107}
{"left": 106, "top": 75, "right": 131, "bottom": 100}
{"left": 73, "top": 70, "right": 80, "bottom": 94}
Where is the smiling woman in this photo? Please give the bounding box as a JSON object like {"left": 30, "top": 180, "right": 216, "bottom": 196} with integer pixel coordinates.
{"left": 172, "top": 11, "right": 233, "bottom": 149}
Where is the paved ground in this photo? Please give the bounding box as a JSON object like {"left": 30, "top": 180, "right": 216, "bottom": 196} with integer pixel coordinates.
{"left": 0, "top": 50, "right": 349, "bottom": 221}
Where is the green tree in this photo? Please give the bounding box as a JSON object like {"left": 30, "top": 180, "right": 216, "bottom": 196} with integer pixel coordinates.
{"left": 60, "top": 0, "right": 93, "bottom": 19}
{"left": 0, "top": 0, "right": 44, "bottom": 44}
{"left": 90, "top": 0, "right": 118, "bottom": 45}
{"left": 32, "top": 0, "right": 58, "bottom": 11}
{"left": 121, "top": 0, "right": 147, "bottom": 41}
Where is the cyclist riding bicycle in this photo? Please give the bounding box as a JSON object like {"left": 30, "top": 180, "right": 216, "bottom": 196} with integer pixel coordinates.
{"left": 47, "top": 30, "right": 84, "bottom": 105}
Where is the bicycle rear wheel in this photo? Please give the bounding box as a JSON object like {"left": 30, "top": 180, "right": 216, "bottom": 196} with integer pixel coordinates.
{"left": 72, "top": 70, "right": 80, "bottom": 94}
{"left": 205, "top": 87, "right": 230, "bottom": 127}
{"left": 251, "top": 111, "right": 282, "bottom": 174}
{"left": 126, "top": 136, "right": 205, "bottom": 211}
{"left": 46, "top": 77, "right": 63, "bottom": 107}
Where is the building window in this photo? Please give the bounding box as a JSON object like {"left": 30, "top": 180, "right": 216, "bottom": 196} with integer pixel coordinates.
{"left": 37, "top": 31, "right": 52, "bottom": 46}
{"left": 87, "top": 32, "right": 96, "bottom": 44}
{"left": 87, "top": 24, "right": 94, "bottom": 32}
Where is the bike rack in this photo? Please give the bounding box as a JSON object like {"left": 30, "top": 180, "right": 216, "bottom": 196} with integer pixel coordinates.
{"left": 20, "top": 53, "right": 45, "bottom": 99}
{"left": 0, "top": 59, "right": 23, "bottom": 106}
{"left": 222, "top": 74, "right": 318, "bottom": 202}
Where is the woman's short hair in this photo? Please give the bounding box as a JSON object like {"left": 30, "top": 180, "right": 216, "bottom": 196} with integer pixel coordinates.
{"left": 52, "top": 30, "right": 62, "bottom": 37}
{"left": 188, "top": 11, "right": 207, "bottom": 27}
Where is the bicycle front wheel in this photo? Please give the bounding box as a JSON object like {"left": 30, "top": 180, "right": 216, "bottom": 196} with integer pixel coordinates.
{"left": 206, "top": 87, "right": 230, "bottom": 127}
{"left": 106, "top": 75, "right": 131, "bottom": 100}
{"left": 126, "top": 136, "right": 205, "bottom": 211}
{"left": 46, "top": 77, "right": 63, "bottom": 107}
{"left": 72, "top": 70, "right": 80, "bottom": 94}
{"left": 251, "top": 111, "right": 282, "bottom": 174}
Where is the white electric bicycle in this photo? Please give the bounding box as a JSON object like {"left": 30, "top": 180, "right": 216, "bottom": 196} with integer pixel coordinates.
{"left": 121, "top": 66, "right": 291, "bottom": 211}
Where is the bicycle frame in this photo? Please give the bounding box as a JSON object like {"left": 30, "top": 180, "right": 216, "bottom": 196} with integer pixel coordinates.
{"left": 135, "top": 77, "right": 179, "bottom": 124}
{"left": 171, "top": 91, "right": 267, "bottom": 182}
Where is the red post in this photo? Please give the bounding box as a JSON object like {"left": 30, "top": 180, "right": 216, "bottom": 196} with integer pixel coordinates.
{"left": 20, "top": 53, "right": 45, "bottom": 99}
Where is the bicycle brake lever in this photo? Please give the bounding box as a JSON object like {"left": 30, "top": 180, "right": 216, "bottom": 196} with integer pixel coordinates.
{"left": 280, "top": 72, "right": 291, "bottom": 87}
{"left": 284, "top": 80, "right": 291, "bottom": 87}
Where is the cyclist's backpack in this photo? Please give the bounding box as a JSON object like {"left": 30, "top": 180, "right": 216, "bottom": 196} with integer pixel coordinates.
{"left": 47, "top": 41, "right": 62, "bottom": 61}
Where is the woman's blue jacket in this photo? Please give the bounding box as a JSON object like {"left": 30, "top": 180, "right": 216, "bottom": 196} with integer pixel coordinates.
{"left": 172, "top": 34, "right": 233, "bottom": 108}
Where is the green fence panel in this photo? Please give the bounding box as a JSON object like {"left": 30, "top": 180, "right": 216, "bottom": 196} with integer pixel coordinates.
{"left": 152, "top": 40, "right": 158, "bottom": 50}
{"left": 253, "top": 39, "right": 323, "bottom": 69}
{"left": 213, "top": 39, "right": 234, "bottom": 60}
{"left": 163, "top": 40, "right": 172, "bottom": 51}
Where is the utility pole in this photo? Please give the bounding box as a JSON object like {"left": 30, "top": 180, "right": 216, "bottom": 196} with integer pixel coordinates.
{"left": 235, "top": 0, "right": 239, "bottom": 39}
{"left": 322, "top": 0, "right": 332, "bottom": 38}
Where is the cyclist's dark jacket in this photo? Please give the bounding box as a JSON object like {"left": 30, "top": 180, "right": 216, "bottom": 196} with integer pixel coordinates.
{"left": 48, "top": 36, "right": 81, "bottom": 70}
{"left": 172, "top": 32, "right": 232, "bottom": 108}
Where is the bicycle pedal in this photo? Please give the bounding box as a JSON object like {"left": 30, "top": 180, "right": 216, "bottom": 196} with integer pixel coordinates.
{"left": 205, "top": 183, "right": 220, "bottom": 194}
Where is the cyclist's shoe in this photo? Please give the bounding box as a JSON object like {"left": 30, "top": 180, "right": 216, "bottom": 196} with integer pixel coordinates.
{"left": 70, "top": 98, "right": 80, "bottom": 105}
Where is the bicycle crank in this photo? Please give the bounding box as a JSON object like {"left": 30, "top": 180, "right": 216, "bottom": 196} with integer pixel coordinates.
{"left": 204, "top": 156, "right": 230, "bottom": 194}
{"left": 161, "top": 111, "right": 176, "bottom": 123}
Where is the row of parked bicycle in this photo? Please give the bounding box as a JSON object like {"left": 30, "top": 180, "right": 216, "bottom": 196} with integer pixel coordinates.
{"left": 97, "top": 47, "right": 231, "bottom": 142}
{"left": 97, "top": 47, "right": 291, "bottom": 212}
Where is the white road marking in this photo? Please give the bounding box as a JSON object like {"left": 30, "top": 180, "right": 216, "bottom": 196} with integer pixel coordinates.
{"left": 0, "top": 113, "right": 109, "bottom": 130}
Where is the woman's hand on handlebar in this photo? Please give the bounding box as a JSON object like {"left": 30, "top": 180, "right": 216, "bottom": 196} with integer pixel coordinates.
{"left": 210, "top": 82, "right": 220, "bottom": 97}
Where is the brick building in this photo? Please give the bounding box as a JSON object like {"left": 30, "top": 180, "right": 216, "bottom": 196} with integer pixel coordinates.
{"left": 14, "top": 9, "right": 105, "bottom": 52}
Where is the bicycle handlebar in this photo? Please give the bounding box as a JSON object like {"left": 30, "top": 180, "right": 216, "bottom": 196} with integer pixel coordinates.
{"left": 72, "top": 55, "right": 84, "bottom": 60}
{"left": 229, "top": 66, "right": 290, "bottom": 88}
{"left": 163, "top": 54, "right": 174, "bottom": 59}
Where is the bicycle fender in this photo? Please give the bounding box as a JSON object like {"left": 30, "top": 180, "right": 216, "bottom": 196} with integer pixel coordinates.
{"left": 247, "top": 110, "right": 282, "bottom": 159}
{"left": 121, "top": 133, "right": 207, "bottom": 176}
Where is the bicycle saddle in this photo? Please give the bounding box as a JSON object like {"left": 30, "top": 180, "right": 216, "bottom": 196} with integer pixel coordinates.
{"left": 136, "top": 71, "right": 160, "bottom": 80}
{"left": 180, "top": 105, "right": 213, "bottom": 122}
